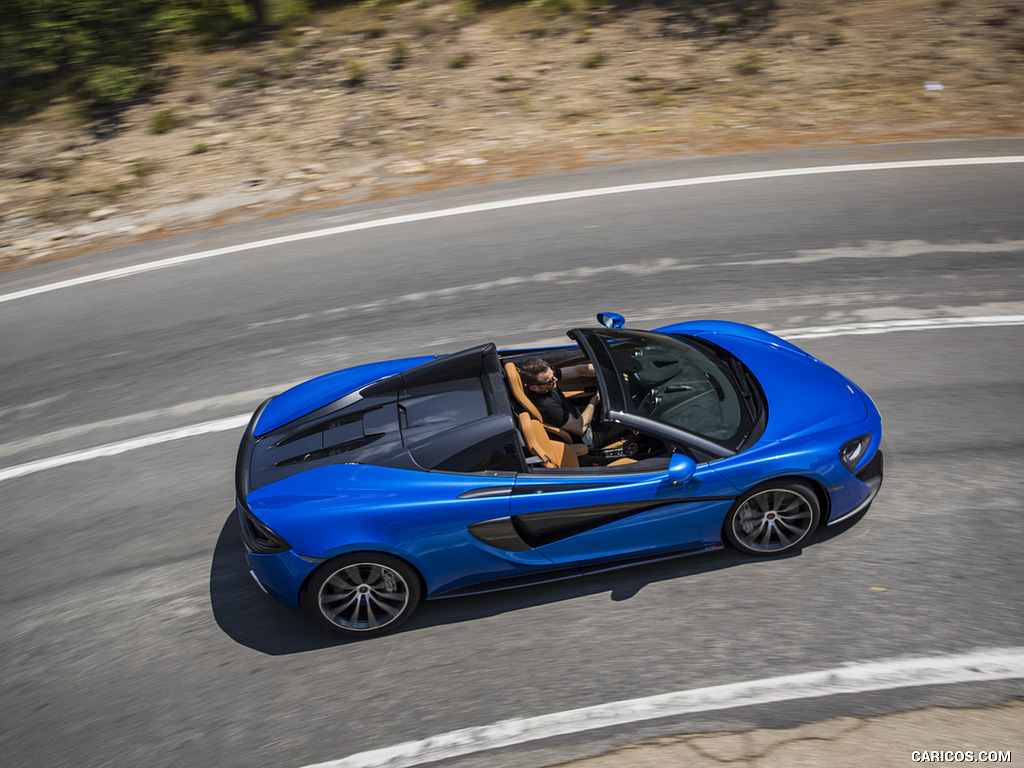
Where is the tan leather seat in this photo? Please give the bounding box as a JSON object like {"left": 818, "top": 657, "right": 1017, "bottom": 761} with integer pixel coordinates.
{"left": 518, "top": 412, "right": 581, "bottom": 468}
{"left": 518, "top": 412, "right": 637, "bottom": 470}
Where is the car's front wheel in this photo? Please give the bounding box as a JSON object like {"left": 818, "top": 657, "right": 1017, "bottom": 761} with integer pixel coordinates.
{"left": 724, "top": 481, "right": 820, "bottom": 555}
{"left": 305, "top": 553, "right": 422, "bottom": 637}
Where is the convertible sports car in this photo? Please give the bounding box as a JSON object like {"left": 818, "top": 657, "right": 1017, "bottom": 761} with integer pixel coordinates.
{"left": 236, "top": 313, "right": 883, "bottom": 637}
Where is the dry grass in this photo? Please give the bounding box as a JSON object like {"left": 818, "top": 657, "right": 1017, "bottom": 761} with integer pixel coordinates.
{"left": 1, "top": 0, "right": 1022, "bottom": 271}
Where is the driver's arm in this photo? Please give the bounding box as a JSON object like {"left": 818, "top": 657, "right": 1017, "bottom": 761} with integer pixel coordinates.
{"left": 560, "top": 362, "right": 596, "bottom": 380}
{"left": 562, "top": 393, "right": 600, "bottom": 435}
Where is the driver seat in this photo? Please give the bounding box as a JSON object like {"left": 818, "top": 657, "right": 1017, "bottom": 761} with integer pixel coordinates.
{"left": 518, "top": 413, "right": 637, "bottom": 470}
{"left": 518, "top": 413, "right": 582, "bottom": 469}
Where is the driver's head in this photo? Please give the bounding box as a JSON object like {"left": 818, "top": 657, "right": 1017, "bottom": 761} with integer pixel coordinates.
{"left": 519, "top": 358, "right": 558, "bottom": 393}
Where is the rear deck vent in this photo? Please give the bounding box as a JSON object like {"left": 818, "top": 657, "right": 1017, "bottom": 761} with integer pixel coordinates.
{"left": 275, "top": 405, "right": 383, "bottom": 446}
{"left": 275, "top": 433, "right": 384, "bottom": 466}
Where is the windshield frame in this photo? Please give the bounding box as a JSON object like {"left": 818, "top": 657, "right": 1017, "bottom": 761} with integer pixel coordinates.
{"left": 569, "top": 328, "right": 766, "bottom": 456}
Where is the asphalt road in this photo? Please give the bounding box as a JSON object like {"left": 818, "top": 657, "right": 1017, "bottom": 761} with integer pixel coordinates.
{"left": 2, "top": 139, "right": 1023, "bottom": 768}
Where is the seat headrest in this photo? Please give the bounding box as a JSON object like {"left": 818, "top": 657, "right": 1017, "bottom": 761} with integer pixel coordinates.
{"left": 504, "top": 362, "right": 544, "bottom": 423}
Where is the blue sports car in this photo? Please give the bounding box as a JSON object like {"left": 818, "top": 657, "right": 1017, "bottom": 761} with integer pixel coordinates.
{"left": 235, "top": 313, "right": 882, "bottom": 637}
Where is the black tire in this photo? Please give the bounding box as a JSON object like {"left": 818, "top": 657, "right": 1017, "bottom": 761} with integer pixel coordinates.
{"left": 724, "top": 480, "right": 820, "bottom": 555}
{"left": 305, "top": 553, "right": 422, "bottom": 637}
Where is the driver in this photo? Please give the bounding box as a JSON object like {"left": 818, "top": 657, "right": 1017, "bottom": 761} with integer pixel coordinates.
{"left": 518, "top": 358, "right": 603, "bottom": 445}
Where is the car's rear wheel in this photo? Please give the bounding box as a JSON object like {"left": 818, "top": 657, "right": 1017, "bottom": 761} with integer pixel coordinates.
{"left": 724, "top": 481, "right": 820, "bottom": 555}
{"left": 305, "top": 553, "right": 421, "bottom": 637}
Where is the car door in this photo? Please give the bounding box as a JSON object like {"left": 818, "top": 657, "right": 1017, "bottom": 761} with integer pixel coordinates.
{"left": 509, "top": 456, "right": 738, "bottom": 565}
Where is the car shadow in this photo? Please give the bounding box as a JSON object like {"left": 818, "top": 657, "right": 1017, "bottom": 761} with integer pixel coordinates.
{"left": 210, "top": 508, "right": 868, "bottom": 656}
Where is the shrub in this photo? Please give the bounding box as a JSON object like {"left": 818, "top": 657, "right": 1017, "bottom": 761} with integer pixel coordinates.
{"left": 150, "top": 109, "right": 177, "bottom": 134}
{"left": 733, "top": 51, "right": 763, "bottom": 75}
{"left": 345, "top": 60, "right": 368, "bottom": 85}
{"left": 825, "top": 27, "right": 846, "bottom": 46}
{"left": 714, "top": 17, "right": 735, "bottom": 34}
{"left": 390, "top": 42, "right": 411, "bottom": 69}
{"left": 130, "top": 159, "right": 157, "bottom": 178}
{"left": 535, "top": 0, "right": 577, "bottom": 16}
{"left": 454, "top": 0, "right": 477, "bottom": 20}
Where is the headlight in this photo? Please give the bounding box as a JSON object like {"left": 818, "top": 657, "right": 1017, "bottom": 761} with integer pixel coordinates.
{"left": 839, "top": 434, "right": 872, "bottom": 472}
{"left": 237, "top": 506, "right": 291, "bottom": 554}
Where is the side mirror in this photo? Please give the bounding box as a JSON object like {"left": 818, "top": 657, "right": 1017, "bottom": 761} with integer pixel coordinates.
{"left": 667, "top": 453, "right": 697, "bottom": 485}
{"left": 597, "top": 312, "right": 625, "bottom": 329}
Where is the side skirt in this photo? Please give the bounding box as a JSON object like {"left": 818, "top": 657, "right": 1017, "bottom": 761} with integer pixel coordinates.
{"left": 427, "top": 543, "right": 723, "bottom": 600}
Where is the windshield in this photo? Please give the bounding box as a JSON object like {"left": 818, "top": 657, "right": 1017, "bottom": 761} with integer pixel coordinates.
{"left": 591, "top": 329, "right": 761, "bottom": 451}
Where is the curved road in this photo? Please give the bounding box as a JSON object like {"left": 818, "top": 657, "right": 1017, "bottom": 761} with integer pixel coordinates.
{"left": 2, "top": 139, "right": 1023, "bottom": 768}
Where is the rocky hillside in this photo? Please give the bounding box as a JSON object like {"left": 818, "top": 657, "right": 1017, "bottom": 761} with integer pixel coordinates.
{"left": 2, "top": 0, "right": 1021, "bottom": 273}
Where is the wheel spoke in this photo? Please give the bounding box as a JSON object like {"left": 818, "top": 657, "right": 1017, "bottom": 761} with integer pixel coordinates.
{"left": 778, "top": 497, "right": 802, "bottom": 514}
{"left": 771, "top": 521, "right": 792, "bottom": 546}
{"left": 746, "top": 518, "right": 768, "bottom": 543}
{"left": 364, "top": 565, "right": 382, "bottom": 585}
{"left": 328, "top": 570, "right": 360, "bottom": 591}
{"left": 775, "top": 515, "right": 808, "bottom": 535}
{"left": 321, "top": 587, "right": 357, "bottom": 605}
{"left": 325, "top": 592, "right": 360, "bottom": 621}
{"left": 756, "top": 521, "right": 775, "bottom": 547}
{"left": 367, "top": 593, "right": 402, "bottom": 618}
{"left": 774, "top": 519, "right": 800, "bottom": 536}
{"left": 364, "top": 596, "right": 378, "bottom": 627}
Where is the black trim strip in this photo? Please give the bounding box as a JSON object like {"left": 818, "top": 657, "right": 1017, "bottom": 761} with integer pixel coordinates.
{"left": 512, "top": 482, "right": 624, "bottom": 495}
{"left": 458, "top": 487, "right": 513, "bottom": 499}
{"left": 235, "top": 397, "right": 272, "bottom": 504}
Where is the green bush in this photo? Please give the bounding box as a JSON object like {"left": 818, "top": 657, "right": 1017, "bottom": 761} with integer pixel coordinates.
{"left": 390, "top": 42, "right": 411, "bottom": 69}
{"left": 345, "top": 60, "right": 368, "bottom": 85}
{"left": 733, "top": 51, "right": 763, "bottom": 75}
{"left": 454, "top": 0, "right": 478, "bottom": 20}
{"left": 0, "top": 0, "right": 260, "bottom": 119}
{"left": 150, "top": 109, "right": 177, "bottom": 134}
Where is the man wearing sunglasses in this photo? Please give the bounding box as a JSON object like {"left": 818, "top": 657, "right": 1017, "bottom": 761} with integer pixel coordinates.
{"left": 518, "top": 357, "right": 602, "bottom": 444}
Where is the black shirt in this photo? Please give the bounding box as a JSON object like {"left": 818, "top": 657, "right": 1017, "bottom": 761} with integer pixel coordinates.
{"left": 526, "top": 368, "right": 579, "bottom": 428}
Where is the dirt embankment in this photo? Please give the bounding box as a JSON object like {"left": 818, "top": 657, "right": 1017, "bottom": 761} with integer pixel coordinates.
{"left": 1, "top": 0, "right": 1022, "bottom": 273}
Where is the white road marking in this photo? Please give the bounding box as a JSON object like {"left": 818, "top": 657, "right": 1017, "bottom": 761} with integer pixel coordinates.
{"left": 0, "top": 386, "right": 281, "bottom": 461}
{"left": 0, "top": 315, "right": 1020, "bottom": 484}
{"left": 1, "top": 156, "right": 1022, "bottom": 306}
{"left": 300, "top": 646, "right": 1024, "bottom": 768}
{"left": 780, "top": 315, "right": 1024, "bottom": 339}
{"left": 278, "top": 242, "right": 1023, "bottom": 324}
{"left": 0, "top": 414, "right": 249, "bottom": 484}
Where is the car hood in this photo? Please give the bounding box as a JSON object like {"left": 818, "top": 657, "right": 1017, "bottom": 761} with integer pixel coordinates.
{"left": 690, "top": 331, "right": 868, "bottom": 443}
